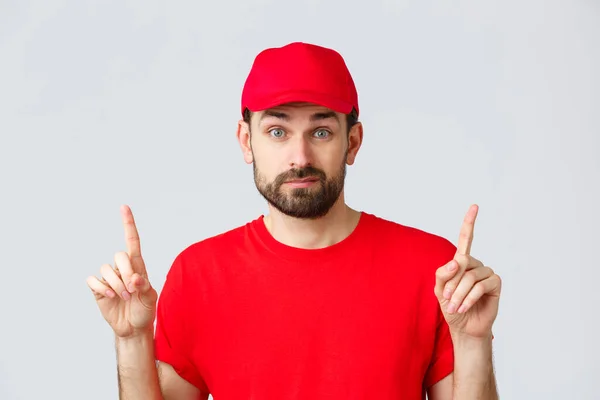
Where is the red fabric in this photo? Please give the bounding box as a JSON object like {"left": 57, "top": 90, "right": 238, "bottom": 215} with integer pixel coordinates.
{"left": 154, "top": 212, "right": 456, "bottom": 399}
{"left": 241, "top": 42, "right": 359, "bottom": 116}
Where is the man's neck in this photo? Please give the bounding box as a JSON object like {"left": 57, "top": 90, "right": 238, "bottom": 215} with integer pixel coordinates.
{"left": 263, "top": 196, "right": 361, "bottom": 250}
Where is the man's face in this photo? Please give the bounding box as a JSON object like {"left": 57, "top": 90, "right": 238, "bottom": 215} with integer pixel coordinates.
{"left": 248, "top": 103, "right": 349, "bottom": 219}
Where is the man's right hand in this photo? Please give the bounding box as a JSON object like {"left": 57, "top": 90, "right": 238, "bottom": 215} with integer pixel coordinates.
{"left": 87, "top": 205, "right": 158, "bottom": 338}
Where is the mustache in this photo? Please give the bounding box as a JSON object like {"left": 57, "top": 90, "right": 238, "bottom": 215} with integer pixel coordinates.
{"left": 275, "top": 167, "right": 326, "bottom": 185}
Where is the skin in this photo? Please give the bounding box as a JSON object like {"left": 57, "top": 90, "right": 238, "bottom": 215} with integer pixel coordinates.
{"left": 87, "top": 205, "right": 200, "bottom": 399}
{"left": 87, "top": 102, "right": 501, "bottom": 399}
{"left": 429, "top": 204, "right": 501, "bottom": 400}
{"left": 236, "top": 102, "right": 364, "bottom": 249}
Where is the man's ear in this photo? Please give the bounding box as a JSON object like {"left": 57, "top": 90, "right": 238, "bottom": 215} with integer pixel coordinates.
{"left": 346, "top": 121, "right": 363, "bottom": 166}
{"left": 236, "top": 119, "right": 253, "bottom": 164}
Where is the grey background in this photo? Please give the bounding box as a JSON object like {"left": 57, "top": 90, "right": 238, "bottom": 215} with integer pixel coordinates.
{"left": 1, "top": 0, "right": 599, "bottom": 399}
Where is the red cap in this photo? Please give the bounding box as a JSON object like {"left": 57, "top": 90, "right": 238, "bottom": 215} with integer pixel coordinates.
{"left": 241, "top": 42, "right": 359, "bottom": 117}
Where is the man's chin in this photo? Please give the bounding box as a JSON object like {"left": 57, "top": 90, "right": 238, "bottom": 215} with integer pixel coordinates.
{"left": 280, "top": 182, "right": 321, "bottom": 192}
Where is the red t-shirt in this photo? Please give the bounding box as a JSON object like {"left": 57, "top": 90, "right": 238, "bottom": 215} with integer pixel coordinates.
{"left": 154, "top": 212, "right": 457, "bottom": 399}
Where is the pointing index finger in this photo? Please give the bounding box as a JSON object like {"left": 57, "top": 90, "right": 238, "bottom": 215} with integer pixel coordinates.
{"left": 121, "top": 204, "right": 146, "bottom": 274}
{"left": 456, "top": 204, "right": 478, "bottom": 256}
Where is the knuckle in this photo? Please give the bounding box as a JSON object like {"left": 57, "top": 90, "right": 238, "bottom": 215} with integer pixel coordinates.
{"left": 449, "top": 276, "right": 459, "bottom": 287}
{"left": 463, "top": 270, "right": 477, "bottom": 283}
{"left": 126, "top": 233, "right": 140, "bottom": 242}
{"left": 450, "top": 292, "right": 464, "bottom": 305}
{"left": 100, "top": 263, "right": 112, "bottom": 273}
{"left": 455, "top": 254, "right": 469, "bottom": 268}
{"left": 472, "top": 281, "right": 485, "bottom": 295}
{"left": 435, "top": 267, "right": 445, "bottom": 278}
{"left": 99, "top": 264, "right": 124, "bottom": 286}
{"left": 468, "top": 256, "right": 480, "bottom": 266}
{"left": 495, "top": 274, "right": 502, "bottom": 286}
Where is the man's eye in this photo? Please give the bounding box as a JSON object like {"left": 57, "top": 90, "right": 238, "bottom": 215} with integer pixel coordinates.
{"left": 314, "top": 129, "right": 330, "bottom": 139}
{"left": 269, "top": 128, "right": 285, "bottom": 138}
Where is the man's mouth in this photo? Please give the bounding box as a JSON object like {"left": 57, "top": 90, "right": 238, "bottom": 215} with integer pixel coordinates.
{"left": 285, "top": 177, "right": 319, "bottom": 183}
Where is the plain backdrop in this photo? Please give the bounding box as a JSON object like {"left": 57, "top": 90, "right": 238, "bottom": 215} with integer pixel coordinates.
{"left": 1, "top": 0, "right": 599, "bottom": 399}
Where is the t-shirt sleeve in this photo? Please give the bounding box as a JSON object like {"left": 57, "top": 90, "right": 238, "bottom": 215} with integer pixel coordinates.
{"left": 423, "top": 311, "right": 454, "bottom": 388}
{"left": 154, "top": 254, "right": 209, "bottom": 394}
{"left": 423, "top": 236, "right": 457, "bottom": 389}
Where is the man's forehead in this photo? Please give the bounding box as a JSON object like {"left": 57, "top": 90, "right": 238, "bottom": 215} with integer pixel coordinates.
{"left": 257, "top": 103, "right": 341, "bottom": 123}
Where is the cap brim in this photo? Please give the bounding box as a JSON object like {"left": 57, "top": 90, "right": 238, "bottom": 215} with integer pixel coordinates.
{"left": 245, "top": 90, "right": 354, "bottom": 115}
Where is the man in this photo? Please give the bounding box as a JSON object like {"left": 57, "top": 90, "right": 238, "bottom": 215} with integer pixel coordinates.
{"left": 87, "top": 42, "right": 501, "bottom": 400}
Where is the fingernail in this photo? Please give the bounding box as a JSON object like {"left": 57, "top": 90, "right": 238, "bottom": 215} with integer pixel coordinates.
{"left": 447, "top": 261, "right": 457, "bottom": 271}
{"left": 105, "top": 290, "right": 115, "bottom": 298}
{"left": 122, "top": 291, "right": 131, "bottom": 301}
{"left": 457, "top": 304, "right": 467, "bottom": 314}
{"left": 443, "top": 288, "right": 453, "bottom": 299}
{"left": 447, "top": 302, "right": 457, "bottom": 314}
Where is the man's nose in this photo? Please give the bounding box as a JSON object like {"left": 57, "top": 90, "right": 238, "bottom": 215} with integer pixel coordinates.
{"left": 288, "top": 135, "right": 313, "bottom": 169}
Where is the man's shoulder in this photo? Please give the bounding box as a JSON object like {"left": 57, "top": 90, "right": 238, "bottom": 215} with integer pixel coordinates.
{"left": 364, "top": 211, "right": 457, "bottom": 256}
{"left": 175, "top": 217, "right": 259, "bottom": 260}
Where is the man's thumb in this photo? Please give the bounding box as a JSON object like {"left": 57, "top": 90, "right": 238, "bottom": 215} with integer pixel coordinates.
{"left": 130, "top": 273, "right": 154, "bottom": 296}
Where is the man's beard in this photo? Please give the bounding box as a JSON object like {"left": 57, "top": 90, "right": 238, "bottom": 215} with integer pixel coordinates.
{"left": 253, "top": 153, "right": 347, "bottom": 220}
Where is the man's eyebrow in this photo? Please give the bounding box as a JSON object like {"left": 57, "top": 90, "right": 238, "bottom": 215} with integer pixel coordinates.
{"left": 310, "top": 111, "right": 339, "bottom": 124}
{"left": 259, "top": 110, "right": 289, "bottom": 123}
{"left": 258, "top": 110, "right": 340, "bottom": 124}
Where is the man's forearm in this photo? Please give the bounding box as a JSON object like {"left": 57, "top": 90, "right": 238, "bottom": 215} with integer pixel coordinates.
{"left": 452, "top": 333, "right": 498, "bottom": 400}
{"left": 115, "top": 328, "right": 163, "bottom": 400}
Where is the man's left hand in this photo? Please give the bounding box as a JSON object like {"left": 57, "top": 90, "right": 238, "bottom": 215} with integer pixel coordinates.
{"left": 434, "top": 204, "right": 502, "bottom": 339}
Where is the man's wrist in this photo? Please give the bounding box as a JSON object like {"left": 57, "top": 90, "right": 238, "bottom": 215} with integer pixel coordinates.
{"left": 451, "top": 330, "right": 495, "bottom": 387}
{"left": 115, "top": 327, "right": 158, "bottom": 380}
{"left": 451, "top": 330, "right": 493, "bottom": 347}
{"left": 115, "top": 327, "right": 156, "bottom": 364}
{"left": 116, "top": 327, "right": 155, "bottom": 344}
